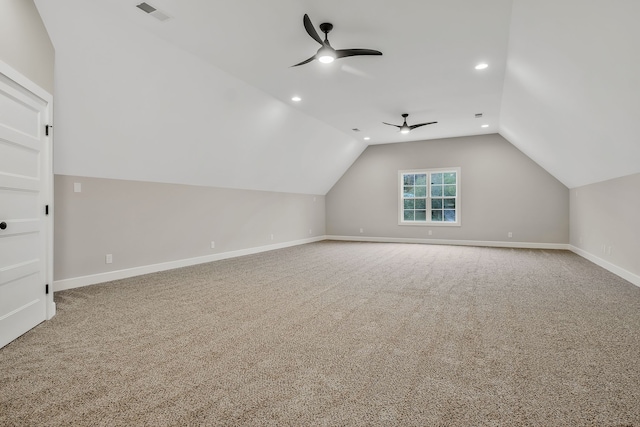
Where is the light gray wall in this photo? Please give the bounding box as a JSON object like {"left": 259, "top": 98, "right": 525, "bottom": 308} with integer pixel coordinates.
{"left": 54, "top": 175, "right": 325, "bottom": 281}
{"left": 0, "top": 0, "right": 53, "bottom": 93}
{"left": 570, "top": 173, "right": 640, "bottom": 280}
{"left": 326, "top": 134, "right": 569, "bottom": 244}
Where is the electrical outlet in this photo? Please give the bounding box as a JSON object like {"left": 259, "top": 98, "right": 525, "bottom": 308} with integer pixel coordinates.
{"left": 428, "top": 230, "right": 432, "bottom": 236}
{"left": 508, "top": 232, "right": 513, "bottom": 238}
{"left": 308, "top": 229, "right": 312, "bottom": 235}
{"left": 270, "top": 234, "right": 274, "bottom": 240}
{"left": 74, "top": 182, "right": 82, "bottom": 193}
{"left": 359, "top": 228, "right": 364, "bottom": 234}
{"left": 105, "top": 254, "right": 113, "bottom": 264}
{"left": 210, "top": 241, "right": 215, "bottom": 249}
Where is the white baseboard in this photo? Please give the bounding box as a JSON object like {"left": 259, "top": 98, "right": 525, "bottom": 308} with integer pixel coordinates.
{"left": 53, "top": 236, "right": 326, "bottom": 292}
{"left": 329, "top": 236, "right": 638, "bottom": 287}
{"left": 326, "top": 235, "right": 569, "bottom": 250}
{"left": 569, "top": 245, "right": 640, "bottom": 288}
{"left": 47, "top": 302, "right": 56, "bottom": 320}
{"left": 54, "top": 237, "right": 637, "bottom": 292}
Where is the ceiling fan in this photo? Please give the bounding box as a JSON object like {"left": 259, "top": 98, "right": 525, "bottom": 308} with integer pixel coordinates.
{"left": 383, "top": 114, "right": 438, "bottom": 134}
{"left": 292, "top": 14, "right": 382, "bottom": 67}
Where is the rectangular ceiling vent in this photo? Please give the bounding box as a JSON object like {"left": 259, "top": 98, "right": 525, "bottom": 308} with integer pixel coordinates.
{"left": 475, "top": 113, "right": 483, "bottom": 118}
{"left": 136, "top": 2, "right": 171, "bottom": 22}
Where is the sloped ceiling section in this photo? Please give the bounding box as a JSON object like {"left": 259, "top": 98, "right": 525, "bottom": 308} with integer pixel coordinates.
{"left": 35, "top": 0, "right": 365, "bottom": 195}
{"left": 59, "top": 0, "right": 512, "bottom": 146}
{"left": 500, "top": 0, "right": 640, "bottom": 188}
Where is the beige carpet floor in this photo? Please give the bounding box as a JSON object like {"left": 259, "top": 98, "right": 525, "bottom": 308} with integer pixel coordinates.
{"left": 1, "top": 241, "right": 639, "bottom": 426}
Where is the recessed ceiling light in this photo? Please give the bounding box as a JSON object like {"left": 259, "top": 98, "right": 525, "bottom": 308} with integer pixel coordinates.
{"left": 481, "top": 124, "right": 489, "bottom": 128}
{"left": 364, "top": 137, "right": 371, "bottom": 141}
{"left": 475, "top": 63, "right": 489, "bottom": 70}
{"left": 291, "top": 96, "right": 301, "bottom": 102}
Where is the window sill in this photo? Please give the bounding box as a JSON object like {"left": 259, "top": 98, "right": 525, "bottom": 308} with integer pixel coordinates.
{"left": 398, "top": 221, "right": 461, "bottom": 227}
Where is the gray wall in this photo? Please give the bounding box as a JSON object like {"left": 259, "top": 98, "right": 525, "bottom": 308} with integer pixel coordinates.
{"left": 0, "top": 0, "right": 54, "bottom": 93}
{"left": 570, "top": 173, "right": 640, "bottom": 279}
{"left": 326, "top": 134, "right": 569, "bottom": 244}
{"left": 54, "top": 175, "right": 325, "bottom": 281}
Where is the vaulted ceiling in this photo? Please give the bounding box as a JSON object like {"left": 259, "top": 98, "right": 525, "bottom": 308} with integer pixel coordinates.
{"left": 35, "top": 0, "right": 639, "bottom": 193}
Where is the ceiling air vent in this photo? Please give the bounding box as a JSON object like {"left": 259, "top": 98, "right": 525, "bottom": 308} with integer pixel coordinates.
{"left": 475, "top": 113, "right": 483, "bottom": 118}
{"left": 136, "top": 2, "right": 171, "bottom": 22}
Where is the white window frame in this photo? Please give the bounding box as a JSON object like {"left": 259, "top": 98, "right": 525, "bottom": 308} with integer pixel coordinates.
{"left": 398, "top": 167, "right": 461, "bottom": 226}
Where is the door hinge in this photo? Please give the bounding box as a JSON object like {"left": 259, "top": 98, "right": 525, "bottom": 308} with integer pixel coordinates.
{"left": 45, "top": 205, "right": 49, "bottom": 215}
{"left": 45, "top": 124, "right": 52, "bottom": 136}
{"left": 46, "top": 284, "right": 49, "bottom": 294}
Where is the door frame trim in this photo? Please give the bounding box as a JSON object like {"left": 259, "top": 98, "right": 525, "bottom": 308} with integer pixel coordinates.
{"left": 0, "top": 59, "right": 55, "bottom": 320}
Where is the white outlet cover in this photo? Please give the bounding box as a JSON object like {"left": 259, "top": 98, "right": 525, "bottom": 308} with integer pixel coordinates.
{"left": 74, "top": 182, "right": 81, "bottom": 193}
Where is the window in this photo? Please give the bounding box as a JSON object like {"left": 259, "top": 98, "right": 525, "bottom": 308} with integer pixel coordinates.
{"left": 399, "top": 168, "right": 460, "bottom": 225}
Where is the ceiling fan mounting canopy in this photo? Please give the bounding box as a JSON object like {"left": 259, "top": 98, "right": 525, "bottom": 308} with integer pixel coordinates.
{"left": 292, "top": 14, "right": 382, "bottom": 67}
{"left": 319, "top": 22, "right": 333, "bottom": 34}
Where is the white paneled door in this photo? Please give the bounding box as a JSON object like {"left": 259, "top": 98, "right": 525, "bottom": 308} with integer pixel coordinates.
{"left": 0, "top": 61, "right": 54, "bottom": 349}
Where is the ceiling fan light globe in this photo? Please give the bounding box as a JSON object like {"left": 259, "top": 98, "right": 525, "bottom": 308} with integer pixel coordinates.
{"left": 318, "top": 55, "right": 335, "bottom": 64}
{"left": 400, "top": 128, "right": 411, "bottom": 134}
{"left": 317, "top": 46, "right": 336, "bottom": 64}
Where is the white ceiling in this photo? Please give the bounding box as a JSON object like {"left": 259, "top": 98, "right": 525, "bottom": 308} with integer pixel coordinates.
{"left": 35, "top": 0, "right": 640, "bottom": 191}
{"left": 500, "top": 0, "right": 640, "bottom": 188}
{"left": 92, "top": 0, "right": 513, "bottom": 144}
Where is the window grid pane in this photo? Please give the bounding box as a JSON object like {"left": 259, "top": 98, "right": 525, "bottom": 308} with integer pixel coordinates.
{"left": 403, "top": 186, "right": 414, "bottom": 197}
